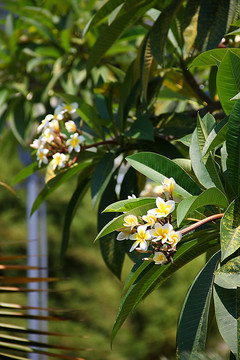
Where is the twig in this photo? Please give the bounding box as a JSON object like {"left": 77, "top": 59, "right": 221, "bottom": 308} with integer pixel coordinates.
{"left": 180, "top": 213, "right": 224, "bottom": 236}
{"left": 180, "top": 61, "right": 213, "bottom": 105}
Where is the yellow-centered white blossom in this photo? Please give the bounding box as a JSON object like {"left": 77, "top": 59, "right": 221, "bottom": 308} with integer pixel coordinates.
{"left": 55, "top": 102, "right": 78, "bottom": 115}
{"left": 30, "top": 138, "right": 42, "bottom": 149}
{"left": 162, "top": 177, "right": 175, "bottom": 194}
{"left": 149, "top": 197, "right": 175, "bottom": 218}
{"left": 65, "top": 120, "right": 77, "bottom": 133}
{"left": 66, "top": 133, "right": 85, "bottom": 153}
{"left": 49, "top": 119, "right": 60, "bottom": 132}
{"left": 150, "top": 223, "right": 173, "bottom": 243}
{"left": 41, "top": 128, "right": 54, "bottom": 144}
{"left": 167, "top": 230, "right": 182, "bottom": 249}
{"left": 142, "top": 212, "right": 157, "bottom": 227}
{"left": 153, "top": 185, "right": 164, "bottom": 195}
{"left": 153, "top": 252, "right": 168, "bottom": 265}
{"left": 129, "top": 225, "right": 152, "bottom": 252}
{"left": 123, "top": 215, "right": 139, "bottom": 229}
{"left": 51, "top": 152, "right": 67, "bottom": 170}
{"left": 37, "top": 148, "right": 49, "bottom": 167}
{"left": 116, "top": 228, "right": 132, "bottom": 241}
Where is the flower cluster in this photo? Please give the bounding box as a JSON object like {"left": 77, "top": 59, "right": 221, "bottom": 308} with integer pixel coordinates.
{"left": 117, "top": 177, "right": 182, "bottom": 265}
{"left": 30, "top": 102, "right": 85, "bottom": 169}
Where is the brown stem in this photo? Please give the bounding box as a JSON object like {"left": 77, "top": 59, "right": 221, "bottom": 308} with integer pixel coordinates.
{"left": 180, "top": 61, "right": 213, "bottom": 105}
{"left": 180, "top": 213, "right": 224, "bottom": 236}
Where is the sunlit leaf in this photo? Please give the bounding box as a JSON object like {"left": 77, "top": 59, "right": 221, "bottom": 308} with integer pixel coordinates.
{"left": 177, "top": 188, "right": 228, "bottom": 227}
{"left": 214, "top": 283, "right": 240, "bottom": 358}
{"left": 220, "top": 196, "right": 240, "bottom": 262}
{"left": 202, "top": 117, "right": 228, "bottom": 156}
{"left": 104, "top": 197, "right": 155, "bottom": 213}
{"left": 126, "top": 152, "right": 201, "bottom": 198}
{"left": 217, "top": 50, "right": 240, "bottom": 115}
{"left": 87, "top": 0, "right": 156, "bottom": 72}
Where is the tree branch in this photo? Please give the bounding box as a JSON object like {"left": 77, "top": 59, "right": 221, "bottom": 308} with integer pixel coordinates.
{"left": 180, "top": 213, "right": 224, "bottom": 236}
{"left": 180, "top": 61, "right": 214, "bottom": 105}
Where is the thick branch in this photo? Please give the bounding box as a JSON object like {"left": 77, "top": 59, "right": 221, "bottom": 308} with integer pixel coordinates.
{"left": 180, "top": 62, "right": 214, "bottom": 105}
{"left": 180, "top": 213, "right": 224, "bottom": 236}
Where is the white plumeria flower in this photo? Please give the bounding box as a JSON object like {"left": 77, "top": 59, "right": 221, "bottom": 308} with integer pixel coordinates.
{"left": 51, "top": 152, "right": 67, "bottom": 171}
{"left": 150, "top": 223, "right": 173, "bottom": 243}
{"left": 37, "top": 114, "right": 53, "bottom": 134}
{"left": 153, "top": 251, "right": 168, "bottom": 265}
{"left": 116, "top": 229, "right": 132, "bottom": 241}
{"left": 149, "top": 197, "right": 175, "bottom": 218}
{"left": 49, "top": 119, "right": 60, "bottom": 132}
{"left": 167, "top": 230, "right": 182, "bottom": 249}
{"left": 123, "top": 214, "right": 139, "bottom": 229}
{"left": 142, "top": 212, "right": 157, "bottom": 227}
{"left": 162, "top": 177, "right": 175, "bottom": 194}
{"left": 129, "top": 225, "right": 152, "bottom": 252}
{"left": 55, "top": 102, "right": 78, "bottom": 115}
{"left": 41, "top": 128, "right": 54, "bottom": 144}
{"left": 66, "top": 133, "right": 85, "bottom": 153}
{"left": 65, "top": 120, "right": 77, "bottom": 133}
{"left": 153, "top": 185, "right": 164, "bottom": 195}
{"left": 140, "top": 183, "right": 153, "bottom": 197}
{"left": 128, "top": 194, "right": 136, "bottom": 199}
{"left": 30, "top": 138, "right": 42, "bottom": 149}
{"left": 37, "top": 148, "right": 49, "bottom": 167}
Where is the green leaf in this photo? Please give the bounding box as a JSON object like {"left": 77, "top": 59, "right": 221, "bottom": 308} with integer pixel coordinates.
{"left": 98, "top": 172, "right": 125, "bottom": 279}
{"left": 217, "top": 50, "right": 240, "bottom": 115}
{"left": 55, "top": 92, "right": 103, "bottom": 137}
{"left": 177, "top": 251, "right": 220, "bottom": 358}
{"left": 189, "top": 48, "right": 227, "bottom": 68}
{"left": 226, "top": 100, "right": 240, "bottom": 195}
{"left": 104, "top": 197, "right": 156, "bottom": 213}
{"left": 149, "top": 0, "right": 183, "bottom": 65}
{"left": 87, "top": 0, "right": 156, "bottom": 72}
{"left": 177, "top": 188, "right": 229, "bottom": 227}
{"left": 215, "top": 256, "right": 240, "bottom": 289}
{"left": 214, "top": 283, "right": 240, "bottom": 358}
{"left": 127, "top": 152, "right": 201, "bottom": 198}
{"left": 202, "top": 116, "right": 228, "bottom": 156}
{"left": 182, "top": 0, "right": 200, "bottom": 59}
{"left": 61, "top": 175, "right": 91, "bottom": 260}
{"left": 220, "top": 196, "right": 240, "bottom": 262}
{"left": 190, "top": 114, "right": 224, "bottom": 191}
{"left": 111, "top": 231, "right": 219, "bottom": 344}
{"left": 31, "top": 158, "right": 93, "bottom": 215}
{"left": 91, "top": 153, "right": 116, "bottom": 207}
{"left": 83, "top": 0, "right": 125, "bottom": 36}
{"left": 140, "top": 36, "right": 153, "bottom": 103}
{"left": 12, "top": 162, "right": 39, "bottom": 185}
{"left": 197, "top": 0, "right": 237, "bottom": 51}
{"left": 95, "top": 202, "right": 156, "bottom": 241}
{"left": 125, "top": 112, "right": 154, "bottom": 141}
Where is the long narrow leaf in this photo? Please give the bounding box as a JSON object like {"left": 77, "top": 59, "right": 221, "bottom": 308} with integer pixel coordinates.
{"left": 87, "top": 0, "right": 156, "bottom": 72}
{"left": 177, "top": 251, "right": 220, "bottom": 357}
{"left": 111, "top": 232, "right": 219, "bottom": 344}
{"left": 226, "top": 100, "right": 240, "bottom": 196}
{"left": 127, "top": 152, "right": 201, "bottom": 197}
{"left": 177, "top": 187, "right": 229, "bottom": 226}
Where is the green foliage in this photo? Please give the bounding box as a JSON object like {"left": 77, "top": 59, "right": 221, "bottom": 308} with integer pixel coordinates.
{"left": 3, "top": 0, "right": 240, "bottom": 358}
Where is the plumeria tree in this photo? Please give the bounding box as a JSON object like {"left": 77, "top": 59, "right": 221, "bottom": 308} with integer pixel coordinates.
{"left": 3, "top": 0, "right": 240, "bottom": 358}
